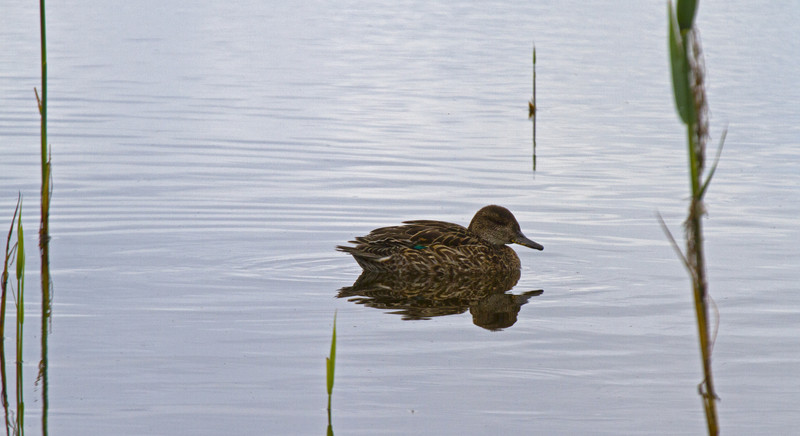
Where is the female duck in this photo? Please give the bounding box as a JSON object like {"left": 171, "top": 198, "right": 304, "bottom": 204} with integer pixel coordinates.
{"left": 337, "top": 205, "right": 543, "bottom": 274}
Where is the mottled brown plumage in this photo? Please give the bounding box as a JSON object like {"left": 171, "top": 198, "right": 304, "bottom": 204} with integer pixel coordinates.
{"left": 337, "top": 205, "right": 543, "bottom": 274}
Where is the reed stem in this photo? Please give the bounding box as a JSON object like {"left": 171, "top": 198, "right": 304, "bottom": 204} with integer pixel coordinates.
{"left": 667, "top": 1, "right": 720, "bottom": 433}
{"left": 14, "top": 207, "right": 24, "bottom": 436}
{"left": 38, "top": 1, "right": 52, "bottom": 433}
{"left": 529, "top": 44, "right": 537, "bottom": 171}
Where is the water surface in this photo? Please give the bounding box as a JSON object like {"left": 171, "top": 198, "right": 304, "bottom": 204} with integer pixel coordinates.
{"left": 1, "top": 1, "right": 799, "bottom": 434}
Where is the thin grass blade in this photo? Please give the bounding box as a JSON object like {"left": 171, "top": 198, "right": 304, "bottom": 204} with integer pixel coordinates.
{"left": 698, "top": 127, "right": 727, "bottom": 199}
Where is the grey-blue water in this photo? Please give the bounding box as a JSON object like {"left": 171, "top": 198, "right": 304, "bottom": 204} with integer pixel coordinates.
{"left": 2, "top": 1, "right": 799, "bottom": 434}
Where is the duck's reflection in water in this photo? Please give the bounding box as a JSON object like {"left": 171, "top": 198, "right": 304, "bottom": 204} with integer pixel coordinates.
{"left": 337, "top": 270, "right": 542, "bottom": 330}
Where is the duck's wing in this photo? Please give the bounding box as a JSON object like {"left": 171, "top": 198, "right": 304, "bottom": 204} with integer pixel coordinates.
{"left": 398, "top": 220, "right": 483, "bottom": 247}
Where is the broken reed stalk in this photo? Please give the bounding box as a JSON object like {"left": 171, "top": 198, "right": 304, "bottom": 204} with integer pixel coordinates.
{"left": 667, "top": 1, "right": 721, "bottom": 434}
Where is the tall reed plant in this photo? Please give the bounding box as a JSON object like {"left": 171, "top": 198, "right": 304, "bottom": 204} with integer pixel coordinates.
{"left": 2, "top": 1, "right": 53, "bottom": 433}
{"left": 665, "top": 0, "right": 722, "bottom": 434}
{"left": 36, "top": 1, "right": 52, "bottom": 434}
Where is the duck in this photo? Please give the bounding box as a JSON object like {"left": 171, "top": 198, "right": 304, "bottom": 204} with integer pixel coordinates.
{"left": 337, "top": 205, "right": 543, "bottom": 274}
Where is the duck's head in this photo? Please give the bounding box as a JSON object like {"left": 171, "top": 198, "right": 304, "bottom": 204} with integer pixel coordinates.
{"left": 468, "top": 205, "right": 544, "bottom": 250}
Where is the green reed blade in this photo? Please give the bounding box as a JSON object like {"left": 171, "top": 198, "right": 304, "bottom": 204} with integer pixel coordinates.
{"left": 326, "top": 312, "right": 337, "bottom": 398}
{"left": 326, "top": 311, "right": 338, "bottom": 417}
{"left": 676, "top": 0, "right": 698, "bottom": 31}
{"left": 667, "top": 1, "right": 694, "bottom": 125}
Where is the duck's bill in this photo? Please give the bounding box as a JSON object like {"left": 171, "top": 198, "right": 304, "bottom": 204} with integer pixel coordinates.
{"left": 514, "top": 233, "right": 544, "bottom": 251}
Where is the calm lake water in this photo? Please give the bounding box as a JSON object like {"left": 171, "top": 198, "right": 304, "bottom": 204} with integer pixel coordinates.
{"left": 2, "top": 1, "right": 799, "bottom": 434}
